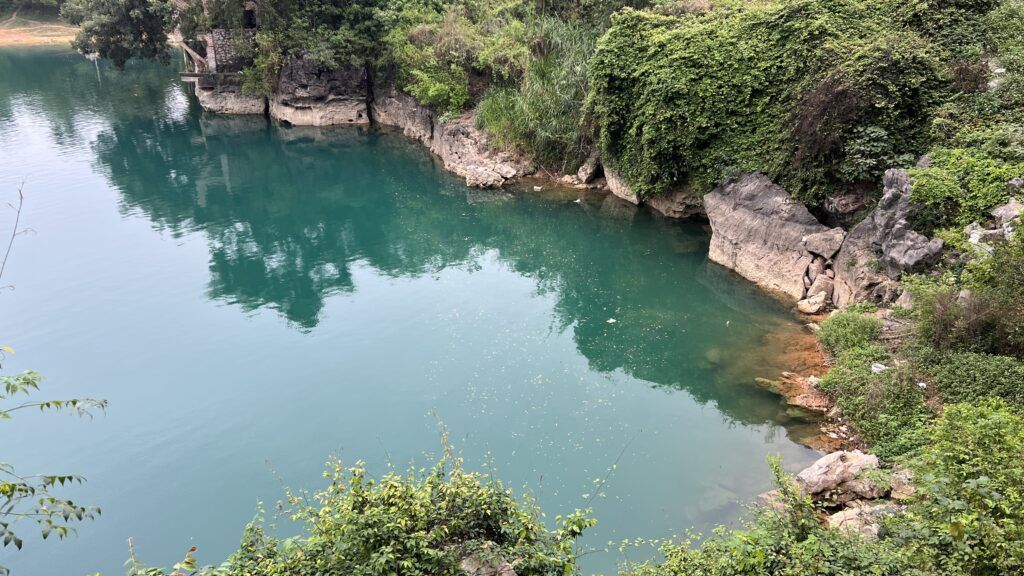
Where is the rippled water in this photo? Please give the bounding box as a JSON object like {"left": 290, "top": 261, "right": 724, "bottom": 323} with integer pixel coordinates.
{"left": 0, "top": 48, "right": 819, "bottom": 575}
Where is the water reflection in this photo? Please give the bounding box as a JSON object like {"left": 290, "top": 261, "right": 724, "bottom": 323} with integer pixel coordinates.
{"left": 1, "top": 47, "right": 818, "bottom": 438}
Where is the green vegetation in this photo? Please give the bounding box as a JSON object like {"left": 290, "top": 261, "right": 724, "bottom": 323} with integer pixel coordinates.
{"left": 817, "top": 309, "right": 883, "bottom": 355}
{"left": 128, "top": 449, "right": 594, "bottom": 576}
{"left": 42, "top": 0, "right": 1024, "bottom": 574}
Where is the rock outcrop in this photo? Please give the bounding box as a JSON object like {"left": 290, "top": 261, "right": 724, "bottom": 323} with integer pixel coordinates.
{"left": 704, "top": 173, "right": 840, "bottom": 302}
{"left": 603, "top": 166, "right": 638, "bottom": 204}
{"left": 372, "top": 84, "right": 532, "bottom": 188}
{"left": 832, "top": 169, "right": 944, "bottom": 308}
{"left": 269, "top": 56, "right": 369, "bottom": 126}
{"left": 645, "top": 185, "right": 704, "bottom": 219}
{"left": 194, "top": 81, "right": 266, "bottom": 115}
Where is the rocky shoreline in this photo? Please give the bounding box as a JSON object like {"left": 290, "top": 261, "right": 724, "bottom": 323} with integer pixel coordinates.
{"left": 189, "top": 59, "right": 957, "bottom": 461}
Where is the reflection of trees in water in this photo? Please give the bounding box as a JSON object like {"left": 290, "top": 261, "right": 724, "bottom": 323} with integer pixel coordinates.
{"left": 3, "top": 51, "right": 814, "bottom": 433}
{"left": 0, "top": 49, "right": 185, "bottom": 150}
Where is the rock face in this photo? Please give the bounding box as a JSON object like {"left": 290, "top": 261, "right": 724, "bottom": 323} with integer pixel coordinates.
{"left": 832, "top": 169, "right": 943, "bottom": 308}
{"left": 646, "top": 185, "right": 704, "bottom": 219}
{"left": 604, "top": 166, "right": 638, "bottom": 204}
{"left": 704, "top": 174, "right": 833, "bottom": 301}
{"left": 194, "top": 82, "right": 266, "bottom": 115}
{"left": 795, "top": 450, "right": 879, "bottom": 495}
{"left": 269, "top": 56, "right": 369, "bottom": 126}
{"left": 372, "top": 84, "right": 532, "bottom": 188}
{"left": 576, "top": 150, "right": 602, "bottom": 184}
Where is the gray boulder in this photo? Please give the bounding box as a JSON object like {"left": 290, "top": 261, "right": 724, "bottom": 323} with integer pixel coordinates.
{"left": 795, "top": 450, "right": 879, "bottom": 495}
{"left": 576, "top": 150, "right": 602, "bottom": 184}
{"left": 833, "top": 169, "right": 943, "bottom": 308}
{"left": 804, "top": 228, "right": 846, "bottom": 259}
{"left": 270, "top": 55, "right": 369, "bottom": 126}
{"left": 604, "top": 166, "right": 638, "bottom": 204}
{"left": 704, "top": 174, "right": 830, "bottom": 300}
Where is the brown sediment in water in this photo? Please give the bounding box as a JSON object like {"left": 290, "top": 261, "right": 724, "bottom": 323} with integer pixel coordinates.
{"left": 742, "top": 313, "right": 860, "bottom": 453}
{"left": 0, "top": 13, "right": 77, "bottom": 47}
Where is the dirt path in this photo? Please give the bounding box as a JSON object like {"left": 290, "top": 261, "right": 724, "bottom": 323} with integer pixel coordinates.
{"left": 0, "top": 13, "right": 77, "bottom": 47}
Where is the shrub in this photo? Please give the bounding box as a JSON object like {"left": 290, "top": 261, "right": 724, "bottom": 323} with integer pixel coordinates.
{"left": 819, "top": 345, "right": 931, "bottom": 459}
{"left": 817, "top": 310, "right": 883, "bottom": 356}
{"left": 136, "top": 452, "right": 593, "bottom": 575}
{"left": 893, "top": 400, "right": 1024, "bottom": 575}
{"left": 587, "top": 0, "right": 947, "bottom": 203}
{"left": 927, "top": 351, "right": 1024, "bottom": 406}
{"left": 908, "top": 145, "right": 1024, "bottom": 233}
{"left": 627, "top": 459, "right": 925, "bottom": 576}
{"left": 915, "top": 230, "right": 1024, "bottom": 357}
{"left": 476, "top": 18, "right": 597, "bottom": 170}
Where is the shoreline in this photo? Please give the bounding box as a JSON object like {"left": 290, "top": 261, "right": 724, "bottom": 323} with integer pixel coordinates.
{"left": 0, "top": 12, "right": 77, "bottom": 48}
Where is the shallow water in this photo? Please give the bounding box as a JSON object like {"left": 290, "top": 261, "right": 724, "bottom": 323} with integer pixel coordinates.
{"left": 0, "top": 48, "right": 818, "bottom": 575}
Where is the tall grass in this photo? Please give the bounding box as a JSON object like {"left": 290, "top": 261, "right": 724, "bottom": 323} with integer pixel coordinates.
{"left": 476, "top": 17, "right": 596, "bottom": 171}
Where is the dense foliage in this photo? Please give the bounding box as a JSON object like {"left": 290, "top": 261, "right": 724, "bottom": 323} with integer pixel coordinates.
{"left": 63, "top": 0, "right": 175, "bottom": 68}
{"left": 130, "top": 451, "right": 594, "bottom": 576}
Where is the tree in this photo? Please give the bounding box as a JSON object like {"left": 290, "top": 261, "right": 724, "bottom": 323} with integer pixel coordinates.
{"left": 62, "top": 0, "right": 176, "bottom": 68}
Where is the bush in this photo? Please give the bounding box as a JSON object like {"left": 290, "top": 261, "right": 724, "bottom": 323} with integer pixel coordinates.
{"left": 587, "top": 0, "right": 947, "bottom": 203}
{"left": 915, "top": 230, "right": 1024, "bottom": 357}
{"left": 818, "top": 345, "right": 931, "bottom": 459}
{"left": 908, "top": 145, "right": 1024, "bottom": 233}
{"left": 892, "top": 400, "right": 1024, "bottom": 575}
{"left": 927, "top": 351, "right": 1024, "bottom": 406}
{"left": 818, "top": 310, "right": 883, "bottom": 355}
{"left": 476, "top": 18, "right": 597, "bottom": 170}
{"left": 627, "top": 459, "right": 925, "bottom": 576}
{"left": 135, "top": 452, "right": 593, "bottom": 576}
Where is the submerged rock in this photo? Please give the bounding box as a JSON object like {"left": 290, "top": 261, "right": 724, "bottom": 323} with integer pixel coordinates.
{"left": 704, "top": 173, "right": 830, "bottom": 300}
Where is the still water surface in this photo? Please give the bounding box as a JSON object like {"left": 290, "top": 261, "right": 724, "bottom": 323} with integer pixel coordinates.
{"left": 0, "top": 49, "right": 818, "bottom": 575}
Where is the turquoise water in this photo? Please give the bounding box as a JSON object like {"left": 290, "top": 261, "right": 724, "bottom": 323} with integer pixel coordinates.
{"left": 0, "top": 48, "right": 818, "bottom": 575}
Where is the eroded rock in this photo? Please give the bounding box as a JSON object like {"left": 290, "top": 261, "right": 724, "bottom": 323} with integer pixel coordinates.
{"left": 270, "top": 56, "right": 369, "bottom": 126}
{"left": 704, "top": 173, "right": 829, "bottom": 300}
{"left": 576, "top": 150, "right": 602, "bottom": 184}
{"left": 604, "top": 166, "right": 638, "bottom": 204}
{"left": 804, "top": 228, "right": 845, "bottom": 259}
{"left": 833, "top": 169, "right": 943, "bottom": 308}
{"left": 828, "top": 501, "right": 897, "bottom": 539}
{"left": 372, "top": 84, "right": 532, "bottom": 188}
{"left": 795, "top": 450, "right": 879, "bottom": 495}
{"left": 645, "top": 186, "right": 703, "bottom": 219}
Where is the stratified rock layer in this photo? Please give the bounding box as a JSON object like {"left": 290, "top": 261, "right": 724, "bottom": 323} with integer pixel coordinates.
{"left": 269, "top": 56, "right": 369, "bottom": 126}
{"left": 704, "top": 173, "right": 831, "bottom": 300}
{"left": 371, "top": 84, "right": 532, "bottom": 188}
